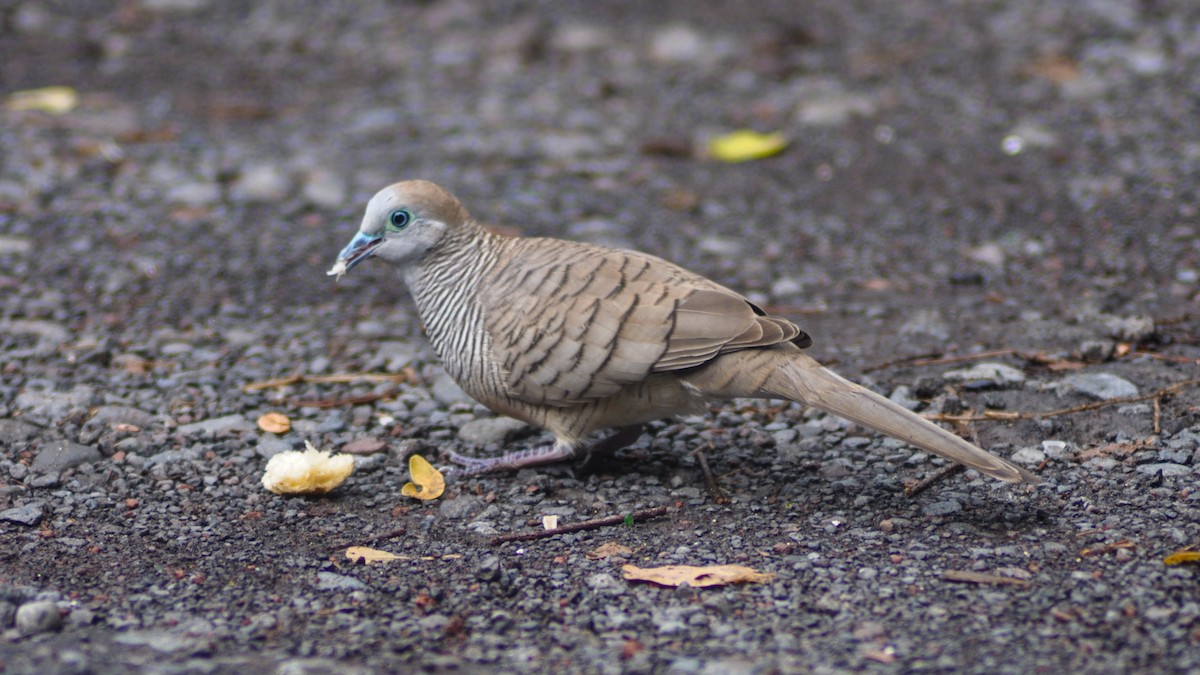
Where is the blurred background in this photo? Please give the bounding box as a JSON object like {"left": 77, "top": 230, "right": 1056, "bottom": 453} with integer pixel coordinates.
{"left": 3, "top": 0, "right": 1196, "bottom": 349}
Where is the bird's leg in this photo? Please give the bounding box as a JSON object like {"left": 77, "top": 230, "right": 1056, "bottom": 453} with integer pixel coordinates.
{"left": 446, "top": 425, "right": 646, "bottom": 476}
{"left": 570, "top": 424, "right": 646, "bottom": 472}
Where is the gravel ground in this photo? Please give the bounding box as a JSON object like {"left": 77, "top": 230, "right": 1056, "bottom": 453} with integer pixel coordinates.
{"left": 2, "top": 1, "right": 1200, "bottom": 672}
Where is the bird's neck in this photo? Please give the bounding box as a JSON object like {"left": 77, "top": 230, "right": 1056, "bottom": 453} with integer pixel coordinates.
{"left": 407, "top": 222, "right": 505, "bottom": 379}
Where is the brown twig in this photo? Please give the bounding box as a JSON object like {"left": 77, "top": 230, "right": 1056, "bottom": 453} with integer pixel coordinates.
{"left": 1080, "top": 540, "right": 1135, "bottom": 557}
{"left": 942, "top": 569, "right": 1031, "bottom": 587}
{"left": 244, "top": 370, "right": 414, "bottom": 391}
{"left": 924, "top": 377, "right": 1200, "bottom": 423}
{"left": 904, "top": 463, "right": 964, "bottom": 497}
{"left": 693, "top": 444, "right": 727, "bottom": 504}
{"left": 487, "top": 505, "right": 671, "bottom": 546}
{"left": 862, "top": 349, "right": 1017, "bottom": 373}
{"left": 1135, "top": 351, "right": 1200, "bottom": 365}
{"left": 329, "top": 527, "right": 408, "bottom": 553}
{"left": 290, "top": 386, "right": 402, "bottom": 409}
{"left": 1152, "top": 397, "right": 1162, "bottom": 435}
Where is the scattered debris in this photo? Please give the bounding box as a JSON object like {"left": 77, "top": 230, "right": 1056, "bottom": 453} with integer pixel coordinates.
{"left": 488, "top": 506, "right": 670, "bottom": 545}
{"left": 941, "top": 570, "right": 1031, "bottom": 587}
{"left": 256, "top": 412, "right": 291, "bottom": 434}
{"left": 261, "top": 441, "right": 354, "bottom": 495}
{"left": 707, "top": 130, "right": 789, "bottom": 162}
{"left": 587, "top": 542, "right": 634, "bottom": 560}
{"left": 401, "top": 454, "right": 445, "bottom": 500}
{"left": 622, "top": 563, "right": 775, "bottom": 588}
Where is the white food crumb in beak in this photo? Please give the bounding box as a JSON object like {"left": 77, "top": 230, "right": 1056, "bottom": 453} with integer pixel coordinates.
{"left": 327, "top": 259, "right": 349, "bottom": 280}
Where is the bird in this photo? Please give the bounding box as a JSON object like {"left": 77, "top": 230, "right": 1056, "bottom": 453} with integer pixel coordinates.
{"left": 329, "top": 180, "right": 1037, "bottom": 484}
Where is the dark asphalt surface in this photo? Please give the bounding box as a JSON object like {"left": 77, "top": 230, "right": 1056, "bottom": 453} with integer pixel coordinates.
{"left": 2, "top": 1, "right": 1199, "bottom": 673}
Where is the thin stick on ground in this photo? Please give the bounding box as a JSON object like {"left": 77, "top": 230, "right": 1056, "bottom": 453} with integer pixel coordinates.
{"left": 925, "top": 377, "right": 1200, "bottom": 423}
{"left": 942, "top": 569, "right": 1031, "bottom": 587}
{"left": 904, "top": 463, "right": 965, "bottom": 497}
{"left": 862, "top": 349, "right": 1017, "bottom": 373}
{"left": 693, "top": 444, "right": 727, "bottom": 504}
{"left": 329, "top": 527, "right": 408, "bottom": 554}
{"left": 244, "top": 370, "right": 414, "bottom": 391}
{"left": 487, "top": 505, "right": 671, "bottom": 546}
{"left": 290, "top": 386, "right": 403, "bottom": 409}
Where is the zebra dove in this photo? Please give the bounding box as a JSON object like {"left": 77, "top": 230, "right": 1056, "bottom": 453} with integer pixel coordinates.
{"left": 330, "top": 180, "right": 1036, "bottom": 483}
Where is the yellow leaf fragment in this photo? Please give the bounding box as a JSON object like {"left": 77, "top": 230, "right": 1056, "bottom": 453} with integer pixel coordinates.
{"left": 345, "top": 547, "right": 402, "bottom": 564}
{"left": 261, "top": 441, "right": 354, "bottom": 495}
{"left": 587, "top": 542, "right": 634, "bottom": 560}
{"left": 707, "top": 130, "right": 789, "bottom": 163}
{"left": 622, "top": 563, "right": 775, "bottom": 588}
{"left": 401, "top": 454, "right": 445, "bottom": 500}
{"left": 257, "top": 412, "right": 291, "bottom": 434}
{"left": 6, "top": 86, "right": 79, "bottom": 115}
{"left": 1163, "top": 551, "right": 1200, "bottom": 566}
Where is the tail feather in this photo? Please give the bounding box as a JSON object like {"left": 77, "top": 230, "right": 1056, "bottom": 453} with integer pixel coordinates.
{"left": 767, "top": 356, "right": 1038, "bottom": 484}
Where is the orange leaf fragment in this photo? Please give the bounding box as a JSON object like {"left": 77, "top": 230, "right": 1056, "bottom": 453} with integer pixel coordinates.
{"left": 587, "top": 542, "right": 634, "bottom": 560}
{"left": 707, "top": 130, "right": 789, "bottom": 163}
{"left": 257, "top": 412, "right": 291, "bottom": 434}
{"left": 1163, "top": 551, "right": 1200, "bottom": 566}
{"left": 621, "top": 563, "right": 774, "bottom": 588}
{"left": 401, "top": 454, "right": 445, "bottom": 500}
{"left": 345, "top": 547, "right": 402, "bottom": 564}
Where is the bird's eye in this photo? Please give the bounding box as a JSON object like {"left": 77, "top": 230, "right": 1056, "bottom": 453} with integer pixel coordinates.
{"left": 388, "top": 209, "right": 411, "bottom": 230}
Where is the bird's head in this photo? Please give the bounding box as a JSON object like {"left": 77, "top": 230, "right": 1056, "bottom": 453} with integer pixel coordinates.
{"left": 328, "top": 180, "right": 471, "bottom": 279}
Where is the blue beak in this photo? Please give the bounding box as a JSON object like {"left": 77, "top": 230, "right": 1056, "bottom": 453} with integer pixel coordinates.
{"left": 335, "top": 232, "right": 383, "bottom": 271}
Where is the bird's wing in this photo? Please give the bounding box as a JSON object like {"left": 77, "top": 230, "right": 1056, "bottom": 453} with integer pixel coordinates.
{"left": 480, "top": 239, "right": 810, "bottom": 406}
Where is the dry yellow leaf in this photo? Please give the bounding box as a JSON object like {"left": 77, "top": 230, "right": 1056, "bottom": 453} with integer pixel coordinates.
{"left": 257, "top": 412, "right": 291, "bottom": 434}
{"left": 1163, "top": 551, "right": 1200, "bottom": 565}
{"left": 587, "top": 542, "right": 634, "bottom": 560}
{"left": 401, "top": 453, "right": 445, "bottom": 500}
{"left": 6, "top": 86, "right": 78, "bottom": 115}
{"left": 261, "top": 441, "right": 354, "bottom": 495}
{"left": 707, "top": 130, "right": 789, "bottom": 163}
{"left": 345, "top": 546, "right": 401, "bottom": 564}
{"left": 622, "top": 563, "right": 775, "bottom": 588}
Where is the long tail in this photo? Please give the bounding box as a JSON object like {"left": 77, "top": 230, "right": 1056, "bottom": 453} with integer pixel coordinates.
{"left": 764, "top": 353, "right": 1038, "bottom": 483}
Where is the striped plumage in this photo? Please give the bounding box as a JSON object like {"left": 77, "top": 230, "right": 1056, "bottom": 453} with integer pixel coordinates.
{"left": 332, "top": 180, "right": 1037, "bottom": 484}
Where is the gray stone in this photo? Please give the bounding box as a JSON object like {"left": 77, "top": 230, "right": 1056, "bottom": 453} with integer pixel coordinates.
{"left": 430, "top": 373, "right": 471, "bottom": 407}
{"left": 0, "top": 320, "right": 69, "bottom": 357}
{"left": 0, "top": 419, "right": 40, "bottom": 445}
{"left": 1135, "top": 463, "right": 1192, "bottom": 478}
{"left": 1011, "top": 447, "right": 1046, "bottom": 466}
{"left": 1102, "top": 315, "right": 1155, "bottom": 342}
{"left": 888, "top": 385, "right": 920, "bottom": 411}
{"left": 14, "top": 385, "right": 97, "bottom": 422}
{"left": 114, "top": 630, "right": 202, "bottom": 653}
{"left": 899, "top": 309, "right": 951, "bottom": 341}
{"left": 32, "top": 441, "right": 101, "bottom": 474}
{"left": 301, "top": 169, "right": 347, "bottom": 209}
{"left": 256, "top": 436, "right": 293, "bottom": 458}
{"left": 231, "top": 164, "right": 290, "bottom": 202}
{"left": 176, "top": 414, "right": 254, "bottom": 437}
{"left": 475, "top": 555, "right": 502, "bottom": 582}
{"left": 797, "top": 90, "right": 879, "bottom": 126}
{"left": 0, "top": 502, "right": 42, "bottom": 526}
{"left": 942, "top": 362, "right": 1026, "bottom": 387}
{"left": 1058, "top": 373, "right": 1138, "bottom": 400}
{"left": 165, "top": 181, "right": 219, "bottom": 207}
{"left": 922, "top": 500, "right": 962, "bottom": 517}
{"left": 315, "top": 572, "right": 366, "bottom": 592}
{"left": 0, "top": 600, "right": 14, "bottom": 628}
{"left": 439, "top": 495, "right": 483, "bottom": 519}
{"left": 87, "top": 405, "right": 157, "bottom": 429}
{"left": 15, "top": 601, "right": 62, "bottom": 635}
{"left": 458, "top": 417, "right": 530, "bottom": 445}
